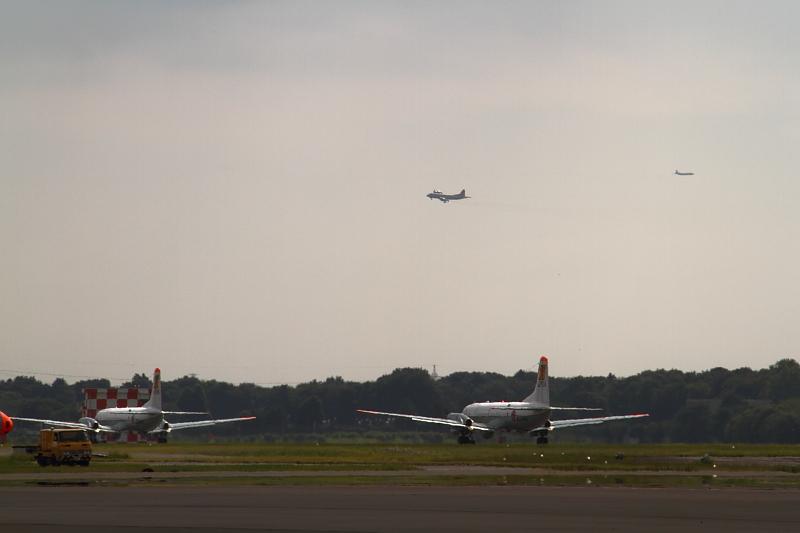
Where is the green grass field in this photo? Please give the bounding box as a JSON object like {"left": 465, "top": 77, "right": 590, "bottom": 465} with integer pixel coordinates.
{"left": 2, "top": 442, "right": 799, "bottom": 487}
{"left": 100, "top": 441, "right": 800, "bottom": 468}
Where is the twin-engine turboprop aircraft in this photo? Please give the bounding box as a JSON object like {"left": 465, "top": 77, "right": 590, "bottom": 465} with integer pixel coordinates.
{"left": 427, "top": 189, "right": 470, "bottom": 203}
{"left": 358, "top": 357, "right": 648, "bottom": 444}
{"left": 6, "top": 368, "right": 254, "bottom": 443}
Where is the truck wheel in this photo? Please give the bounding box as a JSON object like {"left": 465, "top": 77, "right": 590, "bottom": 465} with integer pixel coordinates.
{"left": 50, "top": 455, "right": 60, "bottom": 467}
{"left": 37, "top": 455, "right": 48, "bottom": 467}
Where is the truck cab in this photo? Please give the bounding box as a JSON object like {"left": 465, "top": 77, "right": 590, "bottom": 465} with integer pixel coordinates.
{"left": 36, "top": 428, "right": 92, "bottom": 467}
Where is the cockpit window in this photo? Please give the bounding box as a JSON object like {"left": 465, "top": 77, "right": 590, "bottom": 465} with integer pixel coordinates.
{"left": 58, "top": 431, "right": 89, "bottom": 442}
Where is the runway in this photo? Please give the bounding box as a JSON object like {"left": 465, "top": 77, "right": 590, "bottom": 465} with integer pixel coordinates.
{"left": 0, "top": 463, "right": 797, "bottom": 481}
{"left": 2, "top": 485, "right": 799, "bottom": 532}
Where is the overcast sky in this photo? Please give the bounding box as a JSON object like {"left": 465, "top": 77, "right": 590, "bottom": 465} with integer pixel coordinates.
{"left": 2, "top": 1, "right": 799, "bottom": 387}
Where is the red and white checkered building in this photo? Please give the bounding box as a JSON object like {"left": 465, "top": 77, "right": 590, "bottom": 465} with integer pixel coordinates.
{"left": 81, "top": 387, "right": 152, "bottom": 417}
{"left": 81, "top": 387, "right": 159, "bottom": 443}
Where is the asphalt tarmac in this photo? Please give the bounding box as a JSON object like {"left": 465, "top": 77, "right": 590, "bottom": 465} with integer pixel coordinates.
{"left": 2, "top": 485, "right": 799, "bottom": 532}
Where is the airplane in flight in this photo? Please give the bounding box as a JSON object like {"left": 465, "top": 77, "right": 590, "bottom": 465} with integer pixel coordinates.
{"left": 358, "top": 357, "right": 648, "bottom": 444}
{"left": 427, "top": 189, "right": 470, "bottom": 203}
{"left": 674, "top": 170, "right": 694, "bottom": 176}
{"left": 5, "top": 368, "right": 255, "bottom": 443}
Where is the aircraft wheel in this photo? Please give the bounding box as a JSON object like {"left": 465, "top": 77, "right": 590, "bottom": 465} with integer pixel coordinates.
{"left": 468, "top": 438, "right": 476, "bottom": 445}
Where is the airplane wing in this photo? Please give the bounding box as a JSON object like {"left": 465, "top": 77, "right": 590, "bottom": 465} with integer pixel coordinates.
{"left": 536, "top": 413, "right": 648, "bottom": 430}
{"left": 356, "top": 409, "right": 495, "bottom": 432}
{"left": 10, "top": 416, "right": 117, "bottom": 433}
{"left": 548, "top": 407, "right": 603, "bottom": 411}
{"left": 156, "top": 416, "right": 256, "bottom": 432}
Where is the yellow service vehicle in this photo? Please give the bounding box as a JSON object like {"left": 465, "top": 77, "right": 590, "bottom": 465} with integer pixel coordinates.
{"left": 36, "top": 428, "right": 92, "bottom": 467}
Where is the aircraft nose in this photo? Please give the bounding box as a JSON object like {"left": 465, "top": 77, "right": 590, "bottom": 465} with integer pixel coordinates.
{"left": 1, "top": 412, "right": 13, "bottom": 435}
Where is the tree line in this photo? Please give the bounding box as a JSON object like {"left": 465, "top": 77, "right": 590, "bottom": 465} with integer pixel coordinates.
{"left": 2, "top": 358, "right": 799, "bottom": 444}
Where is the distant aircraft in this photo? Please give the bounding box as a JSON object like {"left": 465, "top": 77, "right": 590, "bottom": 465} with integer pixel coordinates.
{"left": 6, "top": 368, "right": 255, "bottom": 443}
{"left": 358, "top": 357, "right": 648, "bottom": 444}
{"left": 427, "top": 189, "right": 470, "bottom": 203}
{"left": 675, "top": 170, "right": 694, "bottom": 176}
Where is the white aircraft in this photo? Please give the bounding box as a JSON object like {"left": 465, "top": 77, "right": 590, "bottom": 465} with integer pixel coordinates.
{"left": 7, "top": 368, "right": 255, "bottom": 443}
{"left": 358, "top": 357, "right": 647, "bottom": 444}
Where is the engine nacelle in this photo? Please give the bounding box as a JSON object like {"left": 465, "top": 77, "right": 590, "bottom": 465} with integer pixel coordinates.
{"left": 528, "top": 420, "right": 552, "bottom": 438}
{"left": 446, "top": 413, "right": 473, "bottom": 427}
{"left": 78, "top": 417, "right": 100, "bottom": 430}
{"left": 481, "top": 431, "right": 495, "bottom": 440}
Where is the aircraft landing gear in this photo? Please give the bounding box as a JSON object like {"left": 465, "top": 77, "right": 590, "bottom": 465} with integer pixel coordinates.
{"left": 533, "top": 430, "right": 549, "bottom": 445}
{"left": 457, "top": 435, "right": 476, "bottom": 445}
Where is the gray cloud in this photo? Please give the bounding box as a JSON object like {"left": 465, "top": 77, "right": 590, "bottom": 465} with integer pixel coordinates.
{"left": 2, "top": 1, "right": 800, "bottom": 386}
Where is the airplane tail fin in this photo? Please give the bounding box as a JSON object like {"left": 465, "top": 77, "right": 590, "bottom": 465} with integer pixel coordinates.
{"left": 143, "top": 368, "right": 162, "bottom": 411}
{"left": 460, "top": 189, "right": 466, "bottom": 196}
{"left": 522, "top": 357, "right": 550, "bottom": 406}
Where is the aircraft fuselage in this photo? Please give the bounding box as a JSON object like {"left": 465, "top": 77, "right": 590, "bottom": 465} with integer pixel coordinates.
{"left": 462, "top": 401, "right": 551, "bottom": 432}
{"left": 427, "top": 189, "right": 469, "bottom": 203}
{"left": 94, "top": 407, "right": 164, "bottom": 433}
